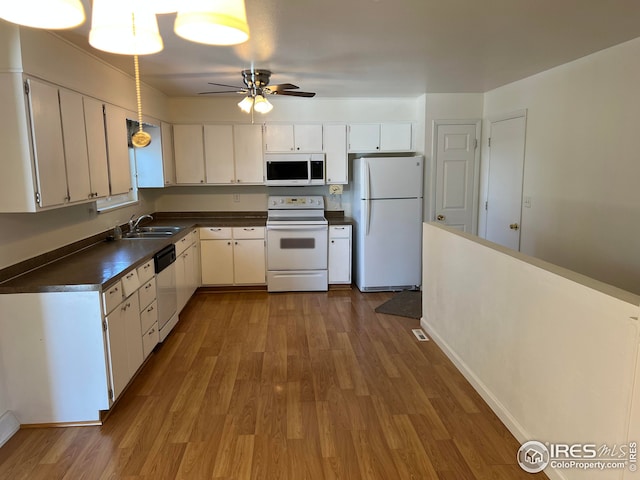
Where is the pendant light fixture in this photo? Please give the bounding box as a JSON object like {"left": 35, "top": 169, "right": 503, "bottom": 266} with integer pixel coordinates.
{"left": 175, "top": 0, "right": 250, "bottom": 46}
{"left": 131, "top": 55, "right": 151, "bottom": 148}
{"left": 0, "top": 0, "right": 85, "bottom": 29}
{"left": 89, "top": 0, "right": 163, "bottom": 55}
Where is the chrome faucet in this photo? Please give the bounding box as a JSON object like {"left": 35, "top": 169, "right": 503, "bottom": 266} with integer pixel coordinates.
{"left": 129, "top": 213, "right": 153, "bottom": 232}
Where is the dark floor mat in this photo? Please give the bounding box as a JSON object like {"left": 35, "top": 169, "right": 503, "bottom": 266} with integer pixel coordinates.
{"left": 374, "top": 290, "right": 422, "bottom": 319}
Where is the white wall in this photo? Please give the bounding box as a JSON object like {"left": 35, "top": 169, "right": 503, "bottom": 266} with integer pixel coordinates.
{"left": 422, "top": 223, "right": 640, "bottom": 480}
{"left": 481, "top": 37, "right": 640, "bottom": 295}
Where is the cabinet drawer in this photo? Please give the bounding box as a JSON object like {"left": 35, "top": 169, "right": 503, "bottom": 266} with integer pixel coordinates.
{"left": 233, "top": 226, "right": 264, "bottom": 239}
{"left": 137, "top": 259, "right": 155, "bottom": 284}
{"left": 138, "top": 277, "right": 156, "bottom": 310}
{"left": 142, "top": 321, "right": 159, "bottom": 359}
{"left": 140, "top": 299, "right": 158, "bottom": 334}
{"left": 329, "top": 225, "right": 351, "bottom": 238}
{"left": 121, "top": 269, "right": 141, "bottom": 297}
{"left": 103, "top": 280, "right": 123, "bottom": 315}
{"left": 200, "top": 226, "right": 232, "bottom": 240}
{"left": 175, "top": 234, "right": 193, "bottom": 256}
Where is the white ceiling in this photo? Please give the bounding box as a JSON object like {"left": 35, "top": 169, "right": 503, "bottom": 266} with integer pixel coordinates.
{"left": 57, "top": 0, "right": 640, "bottom": 98}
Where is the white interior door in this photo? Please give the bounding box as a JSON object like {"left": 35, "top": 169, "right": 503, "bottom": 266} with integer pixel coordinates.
{"left": 433, "top": 121, "right": 480, "bottom": 233}
{"left": 485, "top": 112, "right": 527, "bottom": 250}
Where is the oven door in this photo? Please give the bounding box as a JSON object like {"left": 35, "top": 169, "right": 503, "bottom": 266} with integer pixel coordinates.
{"left": 267, "top": 225, "right": 328, "bottom": 270}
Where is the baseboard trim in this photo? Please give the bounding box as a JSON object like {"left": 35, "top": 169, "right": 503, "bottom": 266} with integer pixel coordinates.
{"left": 0, "top": 410, "right": 20, "bottom": 448}
{"left": 419, "top": 317, "right": 566, "bottom": 480}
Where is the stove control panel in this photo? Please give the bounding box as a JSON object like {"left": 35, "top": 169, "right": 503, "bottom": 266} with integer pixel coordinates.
{"left": 268, "top": 195, "right": 325, "bottom": 209}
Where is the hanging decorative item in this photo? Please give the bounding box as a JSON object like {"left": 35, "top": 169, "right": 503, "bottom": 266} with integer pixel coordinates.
{"left": 131, "top": 54, "right": 151, "bottom": 148}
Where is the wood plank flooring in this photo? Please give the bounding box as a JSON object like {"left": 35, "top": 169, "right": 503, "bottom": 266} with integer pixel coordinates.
{"left": 0, "top": 290, "right": 548, "bottom": 479}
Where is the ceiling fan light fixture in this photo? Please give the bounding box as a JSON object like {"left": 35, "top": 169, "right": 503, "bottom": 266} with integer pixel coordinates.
{"left": 174, "top": 0, "right": 250, "bottom": 46}
{"left": 89, "top": 0, "right": 164, "bottom": 55}
{"left": 0, "top": 0, "right": 85, "bottom": 29}
{"left": 237, "top": 95, "right": 254, "bottom": 113}
{"left": 253, "top": 94, "right": 273, "bottom": 114}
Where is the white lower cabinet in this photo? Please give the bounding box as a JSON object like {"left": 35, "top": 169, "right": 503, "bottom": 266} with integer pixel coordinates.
{"left": 0, "top": 261, "right": 159, "bottom": 425}
{"left": 106, "top": 292, "right": 142, "bottom": 401}
{"left": 175, "top": 229, "right": 200, "bottom": 313}
{"left": 329, "top": 225, "right": 352, "bottom": 284}
{"left": 200, "top": 226, "right": 265, "bottom": 285}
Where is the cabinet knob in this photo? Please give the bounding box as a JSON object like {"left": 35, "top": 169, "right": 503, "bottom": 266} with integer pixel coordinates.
{"left": 227, "top": 241, "right": 231, "bottom": 245}
{"left": 200, "top": 179, "right": 204, "bottom": 183}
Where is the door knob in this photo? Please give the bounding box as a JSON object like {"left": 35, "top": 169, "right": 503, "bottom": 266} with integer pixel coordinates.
{"left": 509, "top": 223, "right": 520, "bottom": 230}
{"left": 436, "top": 214, "right": 446, "bottom": 221}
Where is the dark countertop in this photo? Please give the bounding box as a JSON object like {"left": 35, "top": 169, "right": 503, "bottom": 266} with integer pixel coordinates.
{"left": 0, "top": 211, "right": 351, "bottom": 294}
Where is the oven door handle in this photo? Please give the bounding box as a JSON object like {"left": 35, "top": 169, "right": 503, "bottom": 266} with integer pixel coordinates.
{"left": 267, "top": 225, "right": 327, "bottom": 232}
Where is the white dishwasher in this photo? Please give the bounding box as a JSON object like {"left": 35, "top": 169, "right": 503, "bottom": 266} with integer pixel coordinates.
{"left": 154, "top": 244, "right": 178, "bottom": 342}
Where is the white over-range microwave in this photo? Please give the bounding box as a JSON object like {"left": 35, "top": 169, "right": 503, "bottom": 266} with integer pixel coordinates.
{"left": 264, "top": 153, "right": 325, "bottom": 186}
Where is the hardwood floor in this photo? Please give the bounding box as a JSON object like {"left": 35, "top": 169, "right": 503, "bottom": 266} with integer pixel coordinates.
{"left": 0, "top": 290, "right": 548, "bottom": 479}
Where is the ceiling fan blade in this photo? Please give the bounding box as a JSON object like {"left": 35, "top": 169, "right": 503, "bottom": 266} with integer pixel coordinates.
{"left": 207, "top": 81, "right": 244, "bottom": 89}
{"left": 267, "top": 83, "right": 299, "bottom": 92}
{"left": 199, "top": 90, "right": 246, "bottom": 95}
{"left": 271, "top": 90, "right": 316, "bottom": 98}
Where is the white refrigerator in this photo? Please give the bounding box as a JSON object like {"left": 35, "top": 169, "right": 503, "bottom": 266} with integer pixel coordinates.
{"left": 352, "top": 156, "right": 424, "bottom": 291}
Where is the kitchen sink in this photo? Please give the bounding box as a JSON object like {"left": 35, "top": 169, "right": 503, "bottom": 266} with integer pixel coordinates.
{"left": 122, "top": 226, "right": 184, "bottom": 239}
{"left": 136, "top": 226, "right": 183, "bottom": 233}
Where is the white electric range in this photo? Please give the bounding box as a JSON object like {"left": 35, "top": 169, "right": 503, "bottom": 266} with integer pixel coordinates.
{"left": 266, "top": 195, "right": 328, "bottom": 292}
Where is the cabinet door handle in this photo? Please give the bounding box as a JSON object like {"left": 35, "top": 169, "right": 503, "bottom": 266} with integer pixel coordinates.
{"left": 243, "top": 228, "right": 255, "bottom": 231}
{"left": 148, "top": 328, "right": 155, "bottom": 335}
{"left": 126, "top": 273, "right": 134, "bottom": 279}
{"left": 147, "top": 306, "right": 154, "bottom": 312}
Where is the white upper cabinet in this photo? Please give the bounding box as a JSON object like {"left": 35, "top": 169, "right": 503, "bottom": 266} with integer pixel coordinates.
{"left": 59, "top": 89, "right": 91, "bottom": 203}
{"left": 26, "top": 79, "right": 112, "bottom": 208}
{"left": 380, "top": 122, "right": 413, "bottom": 152}
{"left": 264, "top": 123, "right": 323, "bottom": 153}
{"left": 160, "top": 122, "right": 176, "bottom": 186}
{"left": 204, "top": 124, "right": 235, "bottom": 184}
{"left": 233, "top": 124, "right": 264, "bottom": 184}
{"left": 323, "top": 124, "right": 348, "bottom": 184}
{"left": 104, "top": 104, "right": 133, "bottom": 195}
{"left": 174, "top": 124, "right": 263, "bottom": 185}
{"left": 348, "top": 122, "right": 414, "bottom": 153}
{"left": 174, "top": 124, "right": 205, "bottom": 184}
{"left": 83, "top": 97, "right": 110, "bottom": 199}
{"left": 348, "top": 123, "right": 380, "bottom": 153}
{"left": 26, "top": 78, "right": 68, "bottom": 208}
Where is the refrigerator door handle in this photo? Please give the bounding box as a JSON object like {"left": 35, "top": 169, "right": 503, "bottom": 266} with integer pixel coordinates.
{"left": 364, "top": 161, "right": 371, "bottom": 200}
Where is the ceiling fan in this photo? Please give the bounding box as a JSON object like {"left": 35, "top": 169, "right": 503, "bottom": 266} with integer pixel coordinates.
{"left": 199, "top": 69, "right": 316, "bottom": 114}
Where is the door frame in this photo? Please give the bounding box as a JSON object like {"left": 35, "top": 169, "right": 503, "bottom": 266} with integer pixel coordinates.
{"left": 430, "top": 119, "right": 482, "bottom": 234}
{"left": 483, "top": 109, "right": 528, "bottom": 248}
